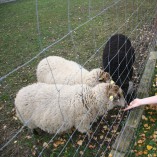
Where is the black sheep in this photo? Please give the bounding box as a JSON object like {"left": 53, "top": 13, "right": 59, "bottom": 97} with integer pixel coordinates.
{"left": 103, "top": 34, "right": 135, "bottom": 103}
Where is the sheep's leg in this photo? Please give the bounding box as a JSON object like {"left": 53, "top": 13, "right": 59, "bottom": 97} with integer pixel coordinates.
{"left": 25, "top": 119, "right": 39, "bottom": 135}
{"left": 75, "top": 114, "right": 92, "bottom": 138}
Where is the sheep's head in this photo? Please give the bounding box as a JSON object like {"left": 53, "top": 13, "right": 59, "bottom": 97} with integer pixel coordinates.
{"left": 106, "top": 84, "right": 126, "bottom": 110}
{"left": 98, "top": 70, "right": 112, "bottom": 83}
{"left": 86, "top": 69, "right": 112, "bottom": 87}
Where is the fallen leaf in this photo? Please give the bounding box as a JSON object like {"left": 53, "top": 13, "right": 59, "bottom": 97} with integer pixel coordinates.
{"left": 137, "top": 140, "right": 143, "bottom": 144}
{"left": 93, "top": 136, "right": 97, "bottom": 140}
{"left": 107, "top": 145, "right": 111, "bottom": 149}
{"left": 108, "top": 153, "right": 113, "bottom": 157}
{"left": 148, "top": 112, "right": 153, "bottom": 115}
{"left": 32, "top": 150, "right": 36, "bottom": 156}
{"left": 140, "top": 134, "right": 145, "bottom": 137}
{"left": 134, "top": 142, "right": 137, "bottom": 146}
{"left": 146, "top": 126, "right": 151, "bottom": 130}
{"left": 79, "top": 151, "right": 84, "bottom": 155}
{"left": 143, "top": 150, "right": 148, "bottom": 155}
{"left": 3, "top": 125, "right": 7, "bottom": 130}
{"left": 149, "top": 118, "right": 155, "bottom": 122}
{"left": 43, "top": 142, "right": 49, "bottom": 148}
{"left": 25, "top": 135, "right": 32, "bottom": 139}
{"left": 103, "top": 125, "right": 108, "bottom": 130}
{"left": 150, "top": 104, "right": 157, "bottom": 110}
{"left": 88, "top": 144, "right": 95, "bottom": 149}
{"left": 53, "top": 140, "right": 65, "bottom": 148}
{"left": 147, "top": 145, "right": 153, "bottom": 150}
{"left": 53, "top": 143, "right": 57, "bottom": 148}
{"left": 137, "top": 151, "right": 143, "bottom": 155}
{"left": 142, "top": 115, "right": 148, "bottom": 121}
{"left": 77, "top": 140, "right": 83, "bottom": 146}
{"left": 144, "top": 124, "right": 149, "bottom": 128}
{"left": 13, "top": 116, "right": 18, "bottom": 120}
{"left": 130, "top": 150, "right": 134, "bottom": 153}
{"left": 111, "top": 129, "right": 117, "bottom": 133}
{"left": 100, "top": 135, "right": 104, "bottom": 139}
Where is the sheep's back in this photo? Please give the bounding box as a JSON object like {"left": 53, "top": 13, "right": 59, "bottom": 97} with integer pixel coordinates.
{"left": 102, "top": 34, "right": 135, "bottom": 93}
{"left": 37, "top": 56, "right": 89, "bottom": 84}
{"left": 15, "top": 83, "right": 91, "bottom": 133}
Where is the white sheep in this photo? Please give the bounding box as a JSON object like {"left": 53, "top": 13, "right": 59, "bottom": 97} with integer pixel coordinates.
{"left": 36, "top": 56, "right": 111, "bottom": 87}
{"left": 15, "top": 82, "right": 125, "bottom": 137}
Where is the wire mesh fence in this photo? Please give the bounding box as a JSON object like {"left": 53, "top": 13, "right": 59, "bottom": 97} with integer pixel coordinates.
{"left": 0, "top": 0, "right": 157, "bottom": 156}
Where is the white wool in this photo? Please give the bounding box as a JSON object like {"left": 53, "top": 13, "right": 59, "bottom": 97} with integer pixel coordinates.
{"left": 15, "top": 83, "right": 125, "bottom": 136}
{"left": 36, "top": 56, "right": 111, "bottom": 87}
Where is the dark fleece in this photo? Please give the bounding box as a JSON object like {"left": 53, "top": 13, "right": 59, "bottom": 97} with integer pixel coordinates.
{"left": 103, "top": 34, "right": 135, "bottom": 97}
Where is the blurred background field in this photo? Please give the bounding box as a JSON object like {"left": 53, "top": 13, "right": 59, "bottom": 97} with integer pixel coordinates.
{"left": 0, "top": 0, "right": 157, "bottom": 156}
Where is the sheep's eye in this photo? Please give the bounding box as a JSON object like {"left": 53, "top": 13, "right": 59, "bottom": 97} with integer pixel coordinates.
{"left": 116, "top": 98, "right": 120, "bottom": 102}
{"left": 114, "top": 95, "right": 120, "bottom": 101}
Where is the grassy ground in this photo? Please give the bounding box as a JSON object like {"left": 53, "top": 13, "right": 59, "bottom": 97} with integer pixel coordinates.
{"left": 128, "top": 64, "right": 157, "bottom": 157}
{"left": 0, "top": 0, "right": 157, "bottom": 156}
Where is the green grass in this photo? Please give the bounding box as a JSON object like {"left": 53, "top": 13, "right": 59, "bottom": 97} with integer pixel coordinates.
{"left": 128, "top": 64, "right": 157, "bottom": 157}
{"left": 0, "top": 0, "right": 157, "bottom": 156}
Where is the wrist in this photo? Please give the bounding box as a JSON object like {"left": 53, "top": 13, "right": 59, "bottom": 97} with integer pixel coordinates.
{"left": 140, "top": 98, "right": 149, "bottom": 106}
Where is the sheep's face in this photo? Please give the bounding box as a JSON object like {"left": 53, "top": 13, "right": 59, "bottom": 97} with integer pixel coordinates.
{"left": 106, "top": 84, "right": 126, "bottom": 110}
{"left": 98, "top": 71, "right": 112, "bottom": 83}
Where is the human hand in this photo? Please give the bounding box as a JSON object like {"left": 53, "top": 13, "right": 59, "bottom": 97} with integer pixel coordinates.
{"left": 123, "top": 98, "right": 142, "bottom": 111}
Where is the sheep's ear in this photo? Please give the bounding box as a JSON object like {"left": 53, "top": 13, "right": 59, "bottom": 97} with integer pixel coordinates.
{"left": 99, "top": 75, "right": 104, "bottom": 81}
{"left": 99, "top": 72, "right": 110, "bottom": 81}
{"left": 98, "top": 71, "right": 105, "bottom": 81}
{"left": 104, "top": 72, "right": 110, "bottom": 80}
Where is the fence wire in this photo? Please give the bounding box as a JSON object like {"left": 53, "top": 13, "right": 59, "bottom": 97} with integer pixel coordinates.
{"left": 0, "top": 0, "right": 157, "bottom": 157}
